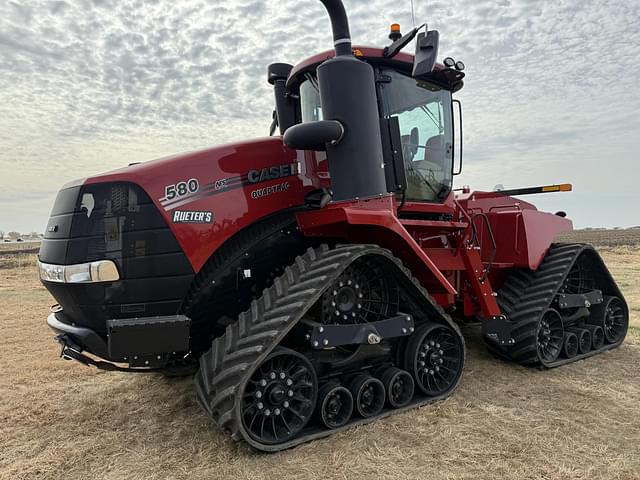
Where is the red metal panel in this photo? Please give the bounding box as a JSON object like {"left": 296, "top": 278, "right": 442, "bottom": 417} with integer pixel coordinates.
{"left": 84, "top": 138, "right": 310, "bottom": 272}
{"left": 297, "top": 196, "right": 457, "bottom": 295}
{"left": 520, "top": 209, "right": 573, "bottom": 269}
{"left": 457, "top": 192, "right": 572, "bottom": 270}
{"left": 424, "top": 249, "right": 465, "bottom": 270}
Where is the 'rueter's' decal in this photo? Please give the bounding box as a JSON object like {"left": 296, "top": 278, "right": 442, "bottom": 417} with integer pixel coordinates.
{"left": 172, "top": 210, "right": 213, "bottom": 224}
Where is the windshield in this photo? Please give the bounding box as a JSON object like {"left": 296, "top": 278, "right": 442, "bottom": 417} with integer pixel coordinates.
{"left": 380, "top": 69, "right": 453, "bottom": 202}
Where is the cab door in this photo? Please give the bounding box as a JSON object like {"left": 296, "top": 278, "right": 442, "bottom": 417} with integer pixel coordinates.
{"left": 379, "top": 69, "right": 454, "bottom": 203}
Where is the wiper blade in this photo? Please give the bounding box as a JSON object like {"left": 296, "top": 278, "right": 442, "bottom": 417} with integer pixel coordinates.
{"left": 409, "top": 166, "right": 439, "bottom": 196}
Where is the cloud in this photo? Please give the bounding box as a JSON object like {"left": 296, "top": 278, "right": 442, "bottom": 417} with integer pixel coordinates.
{"left": 0, "top": 0, "right": 639, "bottom": 232}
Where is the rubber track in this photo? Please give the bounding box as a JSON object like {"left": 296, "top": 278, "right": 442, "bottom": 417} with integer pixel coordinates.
{"left": 489, "top": 243, "right": 627, "bottom": 367}
{"left": 194, "top": 244, "right": 465, "bottom": 451}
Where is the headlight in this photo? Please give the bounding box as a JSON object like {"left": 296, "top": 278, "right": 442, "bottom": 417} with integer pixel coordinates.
{"left": 38, "top": 260, "right": 120, "bottom": 283}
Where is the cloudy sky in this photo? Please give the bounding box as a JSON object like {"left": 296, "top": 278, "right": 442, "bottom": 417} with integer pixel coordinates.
{"left": 1, "top": 0, "right": 639, "bottom": 233}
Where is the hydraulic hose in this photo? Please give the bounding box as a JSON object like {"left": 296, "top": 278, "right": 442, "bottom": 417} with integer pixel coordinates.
{"left": 318, "top": 0, "right": 352, "bottom": 56}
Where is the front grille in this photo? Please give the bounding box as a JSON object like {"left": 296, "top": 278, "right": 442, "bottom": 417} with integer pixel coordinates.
{"left": 40, "top": 181, "right": 195, "bottom": 333}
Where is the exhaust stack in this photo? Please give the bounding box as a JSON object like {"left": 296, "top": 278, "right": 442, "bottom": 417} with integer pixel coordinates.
{"left": 284, "top": 0, "right": 388, "bottom": 202}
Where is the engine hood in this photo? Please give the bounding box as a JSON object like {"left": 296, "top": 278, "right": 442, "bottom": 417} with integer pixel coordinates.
{"left": 56, "top": 136, "right": 305, "bottom": 271}
{"left": 79, "top": 137, "right": 292, "bottom": 188}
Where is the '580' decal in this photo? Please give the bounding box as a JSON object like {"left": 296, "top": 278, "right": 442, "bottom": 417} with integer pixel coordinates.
{"left": 163, "top": 178, "right": 199, "bottom": 201}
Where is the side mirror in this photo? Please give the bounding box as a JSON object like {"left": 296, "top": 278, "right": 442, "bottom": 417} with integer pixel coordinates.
{"left": 268, "top": 63, "right": 298, "bottom": 135}
{"left": 412, "top": 30, "right": 439, "bottom": 78}
{"left": 283, "top": 120, "right": 344, "bottom": 151}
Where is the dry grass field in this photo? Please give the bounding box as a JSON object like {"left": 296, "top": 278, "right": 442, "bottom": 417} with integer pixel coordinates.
{"left": 1, "top": 232, "right": 639, "bottom": 480}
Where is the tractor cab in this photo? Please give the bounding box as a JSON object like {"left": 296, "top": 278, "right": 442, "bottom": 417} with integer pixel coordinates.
{"left": 296, "top": 63, "right": 454, "bottom": 202}
{"left": 270, "top": 28, "right": 465, "bottom": 205}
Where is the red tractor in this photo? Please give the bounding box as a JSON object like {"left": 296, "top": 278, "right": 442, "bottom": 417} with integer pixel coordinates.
{"left": 39, "top": 0, "right": 628, "bottom": 451}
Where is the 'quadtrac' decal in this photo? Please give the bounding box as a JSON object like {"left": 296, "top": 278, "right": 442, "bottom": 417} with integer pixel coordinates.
{"left": 160, "top": 163, "right": 300, "bottom": 211}
{"left": 172, "top": 210, "right": 213, "bottom": 224}
{"left": 251, "top": 181, "right": 290, "bottom": 199}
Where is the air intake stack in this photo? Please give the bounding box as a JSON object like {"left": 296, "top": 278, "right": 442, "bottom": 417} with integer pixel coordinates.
{"left": 284, "top": 0, "right": 388, "bottom": 202}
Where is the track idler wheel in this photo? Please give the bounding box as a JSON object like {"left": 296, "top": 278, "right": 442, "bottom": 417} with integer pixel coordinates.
{"left": 380, "top": 367, "right": 414, "bottom": 408}
{"left": 583, "top": 324, "right": 605, "bottom": 350}
{"left": 350, "top": 374, "right": 385, "bottom": 418}
{"left": 240, "top": 347, "right": 318, "bottom": 445}
{"left": 405, "top": 322, "right": 464, "bottom": 396}
{"left": 588, "top": 296, "right": 628, "bottom": 344}
{"left": 566, "top": 327, "right": 591, "bottom": 354}
{"left": 562, "top": 332, "right": 579, "bottom": 359}
{"left": 536, "top": 309, "right": 564, "bottom": 364}
{"left": 317, "top": 383, "right": 353, "bottom": 429}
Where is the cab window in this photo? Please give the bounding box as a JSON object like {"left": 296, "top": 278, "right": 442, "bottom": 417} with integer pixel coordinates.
{"left": 300, "top": 74, "right": 323, "bottom": 122}
{"left": 380, "top": 70, "right": 453, "bottom": 202}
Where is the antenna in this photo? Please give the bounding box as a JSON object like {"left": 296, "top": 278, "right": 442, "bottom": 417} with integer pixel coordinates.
{"left": 410, "top": 0, "right": 416, "bottom": 27}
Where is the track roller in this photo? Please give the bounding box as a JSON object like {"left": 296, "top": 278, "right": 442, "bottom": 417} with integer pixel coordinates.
{"left": 349, "top": 374, "right": 385, "bottom": 418}
{"left": 379, "top": 367, "right": 414, "bottom": 408}
{"left": 588, "top": 296, "right": 628, "bottom": 344}
{"left": 566, "top": 327, "right": 591, "bottom": 355}
{"left": 583, "top": 324, "right": 604, "bottom": 350}
{"left": 562, "top": 332, "right": 579, "bottom": 359}
{"left": 405, "top": 322, "right": 464, "bottom": 396}
{"left": 316, "top": 383, "right": 353, "bottom": 429}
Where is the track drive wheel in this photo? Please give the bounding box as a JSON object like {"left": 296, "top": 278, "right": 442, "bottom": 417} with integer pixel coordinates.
{"left": 319, "top": 257, "right": 399, "bottom": 324}
{"left": 405, "top": 322, "right": 464, "bottom": 397}
{"left": 240, "top": 347, "right": 317, "bottom": 445}
{"left": 588, "top": 296, "right": 628, "bottom": 344}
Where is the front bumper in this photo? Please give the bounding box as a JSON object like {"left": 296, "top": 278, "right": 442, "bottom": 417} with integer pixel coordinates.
{"left": 46, "top": 308, "right": 191, "bottom": 369}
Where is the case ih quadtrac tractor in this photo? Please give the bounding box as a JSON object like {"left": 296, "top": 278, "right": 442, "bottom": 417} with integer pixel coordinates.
{"left": 38, "top": 0, "right": 628, "bottom": 451}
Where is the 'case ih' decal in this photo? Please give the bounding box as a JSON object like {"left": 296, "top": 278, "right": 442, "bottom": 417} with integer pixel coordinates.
{"left": 160, "top": 163, "right": 300, "bottom": 211}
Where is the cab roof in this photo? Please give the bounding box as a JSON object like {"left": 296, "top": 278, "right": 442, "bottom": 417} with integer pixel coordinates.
{"left": 287, "top": 46, "right": 462, "bottom": 92}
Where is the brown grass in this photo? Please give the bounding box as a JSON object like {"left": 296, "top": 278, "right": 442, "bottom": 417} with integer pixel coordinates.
{"left": 0, "top": 241, "right": 40, "bottom": 254}
{"left": 556, "top": 229, "right": 640, "bottom": 248}
{"left": 1, "top": 244, "right": 639, "bottom": 480}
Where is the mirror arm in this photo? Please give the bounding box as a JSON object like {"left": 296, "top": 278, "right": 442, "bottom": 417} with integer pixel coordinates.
{"left": 383, "top": 23, "right": 425, "bottom": 58}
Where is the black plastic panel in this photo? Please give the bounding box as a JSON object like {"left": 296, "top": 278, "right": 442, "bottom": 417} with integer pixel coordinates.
{"left": 50, "top": 186, "right": 81, "bottom": 216}
{"left": 40, "top": 182, "right": 195, "bottom": 333}
{"left": 107, "top": 315, "right": 190, "bottom": 358}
